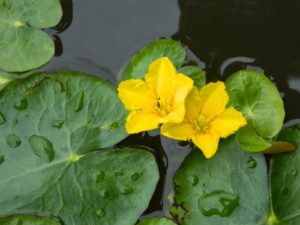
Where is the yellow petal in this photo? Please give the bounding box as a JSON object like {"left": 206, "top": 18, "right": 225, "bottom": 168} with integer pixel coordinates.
{"left": 126, "top": 111, "right": 160, "bottom": 134}
{"left": 118, "top": 80, "right": 156, "bottom": 111}
{"left": 163, "top": 73, "right": 194, "bottom": 123}
{"left": 192, "top": 133, "right": 220, "bottom": 158}
{"left": 209, "top": 107, "right": 247, "bottom": 138}
{"left": 185, "top": 87, "right": 202, "bottom": 122}
{"left": 161, "top": 121, "right": 195, "bottom": 141}
{"left": 198, "top": 81, "right": 229, "bottom": 120}
{"left": 144, "top": 57, "right": 176, "bottom": 100}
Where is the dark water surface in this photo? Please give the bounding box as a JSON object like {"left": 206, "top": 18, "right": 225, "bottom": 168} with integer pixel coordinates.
{"left": 45, "top": 0, "right": 300, "bottom": 221}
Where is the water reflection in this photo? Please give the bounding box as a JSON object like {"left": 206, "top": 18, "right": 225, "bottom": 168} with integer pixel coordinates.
{"left": 174, "top": 0, "right": 300, "bottom": 120}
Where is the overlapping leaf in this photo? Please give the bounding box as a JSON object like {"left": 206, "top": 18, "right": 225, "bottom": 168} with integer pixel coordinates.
{"left": 0, "top": 0, "right": 62, "bottom": 72}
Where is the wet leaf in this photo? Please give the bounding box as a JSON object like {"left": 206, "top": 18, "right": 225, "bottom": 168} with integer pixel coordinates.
{"left": 137, "top": 218, "right": 177, "bottom": 225}
{"left": 226, "top": 70, "right": 285, "bottom": 152}
{"left": 270, "top": 125, "right": 300, "bottom": 224}
{"left": 0, "top": 215, "right": 61, "bottom": 225}
{"left": 119, "top": 39, "right": 186, "bottom": 80}
{"left": 0, "top": 0, "right": 62, "bottom": 72}
{"left": 178, "top": 66, "right": 206, "bottom": 89}
{"left": 171, "top": 137, "right": 269, "bottom": 225}
{"left": 0, "top": 71, "right": 159, "bottom": 224}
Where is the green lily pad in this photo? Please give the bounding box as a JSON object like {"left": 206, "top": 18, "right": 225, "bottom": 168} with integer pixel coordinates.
{"left": 120, "top": 39, "right": 186, "bottom": 80}
{"left": 270, "top": 125, "right": 300, "bottom": 224}
{"left": 0, "top": 0, "right": 62, "bottom": 72}
{"left": 178, "top": 66, "right": 206, "bottom": 89}
{"left": 226, "top": 70, "right": 285, "bottom": 152}
{"left": 0, "top": 215, "right": 61, "bottom": 225}
{"left": 170, "top": 137, "right": 269, "bottom": 225}
{"left": 137, "top": 218, "right": 177, "bottom": 225}
{"left": 0, "top": 71, "right": 160, "bottom": 224}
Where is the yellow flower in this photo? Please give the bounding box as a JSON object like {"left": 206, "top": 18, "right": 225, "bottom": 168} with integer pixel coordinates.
{"left": 161, "top": 82, "right": 247, "bottom": 158}
{"left": 118, "top": 57, "right": 194, "bottom": 134}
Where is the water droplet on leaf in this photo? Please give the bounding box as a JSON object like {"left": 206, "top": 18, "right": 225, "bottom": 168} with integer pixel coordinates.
{"left": 120, "top": 185, "right": 133, "bottom": 195}
{"left": 198, "top": 190, "right": 239, "bottom": 217}
{"left": 191, "top": 175, "right": 199, "bottom": 186}
{"left": 115, "top": 171, "right": 124, "bottom": 176}
{"left": 291, "top": 170, "right": 298, "bottom": 177}
{"left": 75, "top": 92, "right": 84, "bottom": 112}
{"left": 15, "top": 98, "right": 28, "bottom": 110}
{"left": 6, "top": 135, "right": 21, "bottom": 148}
{"left": 0, "top": 153, "right": 4, "bottom": 165}
{"left": 0, "top": 112, "right": 6, "bottom": 125}
{"left": 247, "top": 157, "right": 257, "bottom": 168}
{"left": 100, "top": 189, "right": 108, "bottom": 198}
{"left": 110, "top": 121, "right": 118, "bottom": 129}
{"left": 29, "top": 135, "right": 55, "bottom": 162}
{"left": 131, "top": 173, "right": 141, "bottom": 181}
{"left": 52, "top": 120, "right": 64, "bottom": 128}
{"left": 96, "top": 208, "right": 105, "bottom": 218}
{"left": 95, "top": 171, "right": 106, "bottom": 183}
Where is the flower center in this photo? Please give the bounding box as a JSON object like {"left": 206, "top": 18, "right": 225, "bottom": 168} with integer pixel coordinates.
{"left": 157, "top": 98, "right": 172, "bottom": 117}
{"left": 194, "top": 115, "right": 209, "bottom": 133}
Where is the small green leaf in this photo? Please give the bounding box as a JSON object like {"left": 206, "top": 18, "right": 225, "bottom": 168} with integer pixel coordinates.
{"left": 0, "top": 215, "right": 61, "bottom": 225}
{"left": 120, "top": 39, "right": 186, "bottom": 80}
{"left": 178, "top": 66, "right": 206, "bottom": 88}
{"left": 270, "top": 125, "right": 300, "bottom": 224}
{"left": 0, "top": 0, "right": 62, "bottom": 72}
{"left": 226, "top": 70, "right": 285, "bottom": 152}
{"left": 171, "top": 137, "right": 269, "bottom": 225}
{"left": 137, "top": 218, "right": 177, "bottom": 225}
{"left": 237, "top": 122, "right": 272, "bottom": 152}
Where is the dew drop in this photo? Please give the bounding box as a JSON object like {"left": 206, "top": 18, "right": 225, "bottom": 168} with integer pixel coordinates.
{"left": 75, "top": 92, "right": 84, "bottom": 112}
{"left": 247, "top": 157, "right": 257, "bottom": 169}
{"left": 198, "top": 190, "right": 239, "bottom": 217}
{"left": 52, "top": 120, "right": 64, "bottom": 129}
{"left": 131, "top": 173, "right": 141, "bottom": 181}
{"left": 95, "top": 170, "right": 106, "bottom": 183}
{"left": 15, "top": 98, "right": 28, "bottom": 110}
{"left": 110, "top": 121, "right": 118, "bottom": 129}
{"left": 0, "top": 153, "right": 4, "bottom": 165}
{"left": 0, "top": 112, "right": 6, "bottom": 125}
{"left": 115, "top": 171, "right": 124, "bottom": 176}
{"left": 120, "top": 185, "right": 133, "bottom": 195}
{"left": 96, "top": 208, "right": 105, "bottom": 218}
{"left": 291, "top": 170, "right": 298, "bottom": 177}
{"left": 191, "top": 175, "right": 199, "bottom": 186}
{"left": 100, "top": 189, "right": 108, "bottom": 198}
{"left": 6, "top": 135, "right": 21, "bottom": 148}
{"left": 29, "top": 135, "right": 55, "bottom": 162}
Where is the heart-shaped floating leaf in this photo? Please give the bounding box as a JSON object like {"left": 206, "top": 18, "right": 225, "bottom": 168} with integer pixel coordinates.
{"left": 0, "top": 0, "right": 62, "bottom": 72}
{"left": 137, "top": 218, "right": 177, "bottom": 225}
{"left": 226, "top": 70, "right": 285, "bottom": 152}
{"left": 0, "top": 71, "right": 159, "bottom": 224}
{"left": 119, "top": 39, "right": 186, "bottom": 80}
{"left": 270, "top": 125, "right": 300, "bottom": 224}
{"left": 170, "top": 137, "right": 269, "bottom": 225}
{"left": 0, "top": 215, "right": 61, "bottom": 225}
{"left": 178, "top": 66, "right": 206, "bottom": 89}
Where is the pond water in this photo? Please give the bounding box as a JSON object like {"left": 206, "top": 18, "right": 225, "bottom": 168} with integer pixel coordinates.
{"left": 45, "top": 0, "right": 300, "bottom": 221}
